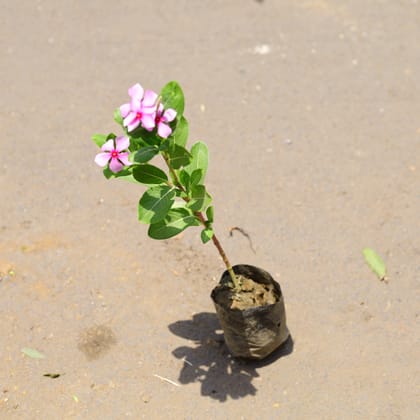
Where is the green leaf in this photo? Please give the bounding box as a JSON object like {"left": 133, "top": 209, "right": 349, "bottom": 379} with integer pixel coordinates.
{"left": 160, "top": 81, "right": 185, "bottom": 116}
{"left": 92, "top": 134, "right": 108, "bottom": 148}
{"left": 173, "top": 116, "right": 189, "bottom": 147}
{"left": 206, "top": 206, "right": 214, "bottom": 223}
{"left": 159, "top": 140, "right": 170, "bottom": 152}
{"left": 125, "top": 136, "right": 145, "bottom": 152}
{"left": 138, "top": 185, "right": 176, "bottom": 224}
{"left": 132, "top": 164, "right": 168, "bottom": 185}
{"left": 132, "top": 146, "right": 159, "bottom": 164}
{"left": 201, "top": 227, "right": 214, "bottom": 244}
{"left": 148, "top": 208, "right": 200, "bottom": 240}
{"left": 187, "top": 185, "right": 212, "bottom": 212}
{"left": 107, "top": 133, "right": 117, "bottom": 140}
{"left": 132, "top": 127, "right": 161, "bottom": 146}
{"left": 22, "top": 347, "right": 46, "bottom": 359}
{"left": 92, "top": 133, "right": 117, "bottom": 148}
{"left": 114, "top": 108, "right": 123, "bottom": 125}
{"left": 171, "top": 200, "right": 188, "bottom": 209}
{"left": 179, "top": 170, "right": 190, "bottom": 190}
{"left": 167, "top": 144, "right": 192, "bottom": 169}
{"left": 103, "top": 166, "right": 137, "bottom": 183}
{"left": 184, "top": 142, "right": 208, "bottom": 184}
{"left": 190, "top": 169, "right": 203, "bottom": 187}
{"left": 43, "top": 373, "right": 62, "bottom": 379}
{"left": 363, "top": 248, "right": 387, "bottom": 280}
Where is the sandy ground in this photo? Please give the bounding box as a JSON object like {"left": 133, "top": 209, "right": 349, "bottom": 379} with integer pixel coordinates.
{"left": 1, "top": 1, "right": 419, "bottom": 418}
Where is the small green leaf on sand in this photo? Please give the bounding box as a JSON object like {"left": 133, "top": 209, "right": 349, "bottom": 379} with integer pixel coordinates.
{"left": 72, "top": 395, "right": 79, "bottom": 403}
{"left": 43, "top": 373, "right": 62, "bottom": 379}
{"left": 21, "top": 347, "right": 46, "bottom": 359}
{"left": 363, "top": 248, "right": 387, "bottom": 281}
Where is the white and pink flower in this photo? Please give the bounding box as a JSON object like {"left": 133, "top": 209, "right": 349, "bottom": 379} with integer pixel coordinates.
{"left": 120, "top": 83, "right": 157, "bottom": 132}
{"left": 155, "top": 104, "right": 177, "bottom": 138}
{"left": 94, "top": 136, "right": 131, "bottom": 173}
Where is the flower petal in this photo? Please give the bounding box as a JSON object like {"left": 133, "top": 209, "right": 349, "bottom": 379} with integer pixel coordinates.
{"left": 120, "top": 103, "right": 131, "bottom": 118}
{"left": 142, "top": 104, "right": 157, "bottom": 114}
{"left": 123, "top": 112, "right": 136, "bottom": 127}
{"left": 101, "top": 139, "right": 115, "bottom": 152}
{"left": 141, "top": 114, "right": 156, "bottom": 130}
{"left": 115, "top": 136, "right": 130, "bottom": 151}
{"left": 118, "top": 152, "right": 131, "bottom": 166}
{"left": 109, "top": 157, "right": 124, "bottom": 173}
{"left": 127, "top": 119, "right": 140, "bottom": 132}
{"left": 94, "top": 152, "right": 111, "bottom": 167}
{"left": 130, "top": 97, "right": 142, "bottom": 112}
{"left": 128, "top": 83, "right": 144, "bottom": 99}
{"left": 157, "top": 122, "right": 172, "bottom": 139}
{"left": 143, "top": 90, "right": 158, "bottom": 107}
{"left": 163, "top": 108, "right": 177, "bottom": 122}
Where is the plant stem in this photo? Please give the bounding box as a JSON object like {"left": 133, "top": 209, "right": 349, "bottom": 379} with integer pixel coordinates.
{"left": 161, "top": 153, "right": 239, "bottom": 289}
{"left": 162, "top": 153, "right": 184, "bottom": 192}
{"left": 195, "top": 212, "right": 239, "bottom": 289}
{"left": 212, "top": 234, "right": 239, "bottom": 289}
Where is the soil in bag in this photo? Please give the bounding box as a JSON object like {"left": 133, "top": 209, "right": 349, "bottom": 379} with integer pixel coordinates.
{"left": 211, "top": 264, "right": 289, "bottom": 360}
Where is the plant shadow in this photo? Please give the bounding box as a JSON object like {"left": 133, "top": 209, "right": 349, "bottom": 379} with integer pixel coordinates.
{"left": 168, "top": 312, "right": 293, "bottom": 401}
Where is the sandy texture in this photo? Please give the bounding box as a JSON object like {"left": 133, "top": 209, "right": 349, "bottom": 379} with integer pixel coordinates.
{"left": 1, "top": 0, "right": 419, "bottom": 418}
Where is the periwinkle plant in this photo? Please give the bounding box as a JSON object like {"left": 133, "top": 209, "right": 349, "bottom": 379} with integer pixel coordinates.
{"left": 93, "top": 81, "right": 238, "bottom": 288}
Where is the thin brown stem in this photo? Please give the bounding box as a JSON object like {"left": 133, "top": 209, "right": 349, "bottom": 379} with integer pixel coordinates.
{"left": 161, "top": 152, "right": 238, "bottom": 289}
{"left": 162, "top": 153, "right": 186, "bottom": 193}
{"left": 195, "top": 212, "right": 238, "bottom": 288}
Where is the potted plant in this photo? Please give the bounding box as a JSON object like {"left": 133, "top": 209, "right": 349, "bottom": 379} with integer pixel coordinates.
{"left": 92, "top": 81, "right": 289, "bottom": 360}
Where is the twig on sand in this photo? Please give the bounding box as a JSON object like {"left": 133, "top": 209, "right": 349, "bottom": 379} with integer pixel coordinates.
{"left": 229, "top": 226, "right": 256, "bottom": 254}
{"left": 153, "top": 374, "right": 180, "bottom": 387}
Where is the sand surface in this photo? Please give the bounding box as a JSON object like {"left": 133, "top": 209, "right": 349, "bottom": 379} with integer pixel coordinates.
{"left": 1, "top": 1, "right": 419, "bottom": 418}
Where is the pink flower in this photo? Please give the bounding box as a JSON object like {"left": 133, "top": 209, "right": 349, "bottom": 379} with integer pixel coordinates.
{"left": 155, "top": 104, "right": 177, "bottom": 138}
{"left": 94, "top": 136, "right": 131, "bottom": 173}
{"left": 120, "top": 83, "right": 157, "bottom": 132}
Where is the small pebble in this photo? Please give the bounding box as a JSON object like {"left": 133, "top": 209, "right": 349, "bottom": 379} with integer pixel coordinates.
{"left": 253, "top": 44, "right": 271, "bottom": 55}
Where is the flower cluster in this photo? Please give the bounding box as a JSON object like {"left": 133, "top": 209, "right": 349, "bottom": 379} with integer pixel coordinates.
{"left": 120, "top": 83, "right": 177, "bottom": 137}
{"left": 95, "top": 83, "right": 177, "bottom": 173}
